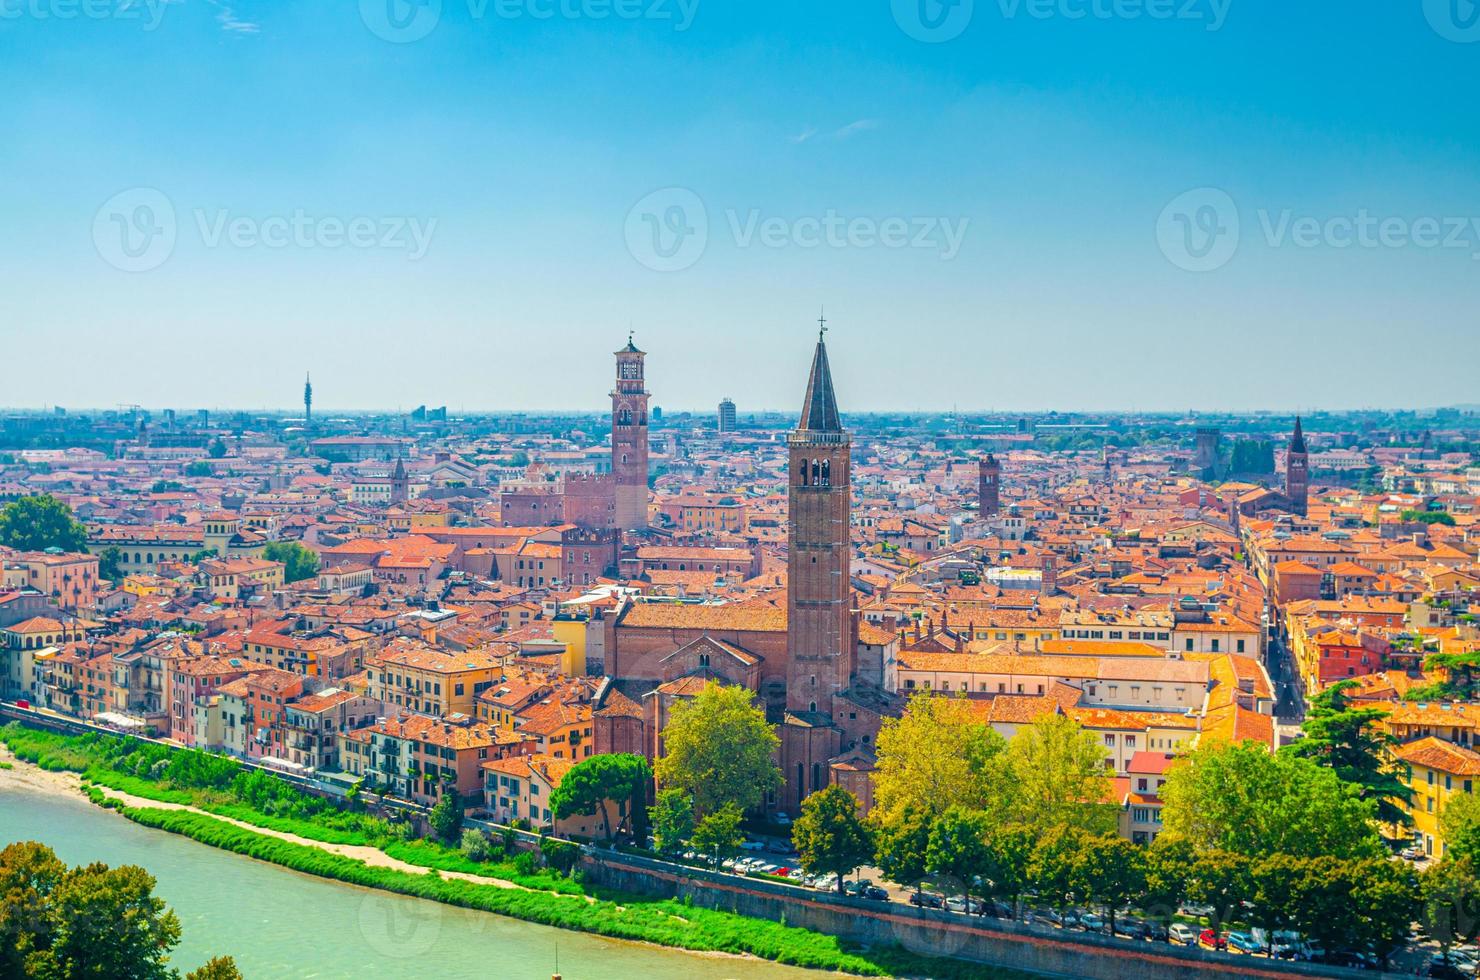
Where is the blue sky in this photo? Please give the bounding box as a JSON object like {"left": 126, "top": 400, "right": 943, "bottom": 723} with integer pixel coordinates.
{"left": 2, "top": 0, "right": 1478, "bottom": 414}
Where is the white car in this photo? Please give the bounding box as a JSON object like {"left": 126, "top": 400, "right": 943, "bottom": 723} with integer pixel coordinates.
{"left": 1168, "top": 923, "right": 1199, "bottom": 945}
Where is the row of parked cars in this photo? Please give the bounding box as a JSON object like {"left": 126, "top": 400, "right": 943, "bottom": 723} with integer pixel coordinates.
{"left": 1430, "top": 945, "right": 1480, "bottom": 978}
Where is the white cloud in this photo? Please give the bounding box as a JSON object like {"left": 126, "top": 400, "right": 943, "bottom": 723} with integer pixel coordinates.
{"left": 832, "top": 118, "right": 880, "bottom": 139}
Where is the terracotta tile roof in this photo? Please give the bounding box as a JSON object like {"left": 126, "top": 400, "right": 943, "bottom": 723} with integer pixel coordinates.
{"left": 619, "top": 602, "right": 785, "bottom": 632}
{"left": 1395, "top": 736, "right": 1480, "bottom": 776}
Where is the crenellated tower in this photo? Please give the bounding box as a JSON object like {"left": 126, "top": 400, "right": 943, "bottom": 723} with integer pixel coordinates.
{"left": 978, "top": 453, "right": 1001, "bottom": 517}
{"left": 611, "top": 335, "right": 650, "bottom": 531}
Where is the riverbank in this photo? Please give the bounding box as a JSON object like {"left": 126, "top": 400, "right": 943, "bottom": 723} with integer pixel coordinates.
{"left": 0, "top": 781, "right": 826, "bottom": 980}
{"left": 0, "top": 728, "right": 1032, "bottom": 979}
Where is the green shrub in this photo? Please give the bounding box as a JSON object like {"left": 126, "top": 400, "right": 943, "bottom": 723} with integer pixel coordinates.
{"left": 460, "top": 829, "right": 490, "bottom": 862}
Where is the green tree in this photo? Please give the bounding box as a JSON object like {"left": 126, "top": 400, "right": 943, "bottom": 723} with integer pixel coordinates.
{"left": 648, "top": 788, "right": 695, "bottom": 855}
{"left": 999, "top": 714, "right": 1115, "bottom": 836}
{"left": 1427, "top": 651, "right": 1480, "bottom": 700}
{"left": 653, "top": 682, "right": 779, "bottom": 816}
{"left": 207, "top": 438, "right": 227, "bottom": 459}
{"left": 792, "top": 786, "right": 874, "bottom": 895}
{"left": 97, "top": 546, "right": 123, "bottom": 581}
{"left": 540, "top": 837, "right": 580, "bottom": 876}
{"left": 690, "top": 803, "right": 743, "bottom": 868}
{"left": 1071, "top": 834, "right": 1146, "bottom": 935}
{"left": 261, "top": 541, "right": 320, "bottom": 583}
{"left": 1422, "top": 856, "right": 1480, "bottom": 964}
{"left": 1185, "top": 849, "right": 1254, "bottom": 929}
{"left": 1160, "top": 740, "right": 1382, "bottom": 860}
{"left": 183, "top": 461, "right": 214, "bottom": 478}
{"left": 1444, "top": 792, "right": 1480, "bottom": 864}
{"left": 982, "top": 824, "right": 1036, "bottom": 917}
{"left": 0, "top": 494, "right": 88, "bottom": 552}
{"left": 872, "top": 694, "right": 1004, "bottom": 826}
{"left": 0, "top": 842, "right": 185, "bottom": 980}
{"left": 1028, "top": 831, "right": 1083, "bottom": 911}
{"left": 460, "top": 829, "right": 491, "bottom": 862}
{"left": 549, "top": 753, "right": 652, "bottom": 842}
{"left": 1403, "top": 509, "right": 1456, "bottom": 526}
{"left": 1142, "top": 836, "right": 1194, "bottom": 927}
{"left": 1282, "top": 679, "right": 1410, "bottom": 827}
{"left": 185, "top": 956, "right": 244, "bottom": 979}
{"left": 1338, "top": 857, "right": 1419, "bottom": 969}
{"left": 429, "top": 787, "right": 463, "bottom": 843}
{"left": 924, "top": 805, "right": 993, "bottom": 910}
{"left": 871, "top": 800, "right": 932, "bottom": 890}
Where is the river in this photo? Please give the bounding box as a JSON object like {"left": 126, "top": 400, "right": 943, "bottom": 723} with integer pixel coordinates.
{"left": 0, "top": 785, "right": 825, "bottom": 980}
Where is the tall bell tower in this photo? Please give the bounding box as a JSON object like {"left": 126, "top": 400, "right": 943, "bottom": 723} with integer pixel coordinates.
{"left": 781, "top": 322, "right": 854, "bottom": 811}
{"left": 611, "top": 334, "right": 650, "bottom": 531}
{"left": 1286, "top": 416, "right": 1309, "bottom": 518}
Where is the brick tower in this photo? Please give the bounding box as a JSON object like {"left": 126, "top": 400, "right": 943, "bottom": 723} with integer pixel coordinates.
{"left": 611, "top": 334, "right": 650, "bottom": 531}
{"left": 978, "top": 452, "right": 1001, "bottom": 517}
{"left": 1286, "top": 416, "right": 1309, "bottom": 518}
{"left": 781, "top": 328, "right": 853, "bottom": 811}
{"left": 390, "top": 454, "right": 408, "bottom": 505}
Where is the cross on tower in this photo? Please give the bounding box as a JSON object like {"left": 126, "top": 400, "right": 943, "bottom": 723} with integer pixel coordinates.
{"left": 817, "top": 308, "right": 827, "bottom": 340}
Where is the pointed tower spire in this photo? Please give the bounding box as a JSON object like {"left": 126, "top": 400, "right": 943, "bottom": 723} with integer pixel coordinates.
{"left": 798, "top": 331, "right": 841, "bottom": 433}
{"left": 1289, "top": 415, "right": 1307, "bottom": 454}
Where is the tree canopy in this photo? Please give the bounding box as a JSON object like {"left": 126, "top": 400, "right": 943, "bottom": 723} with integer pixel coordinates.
{"left": 648, "top": 788, "right": 696, "bottom": 855}
{"left": 792, "top": 786, "right": 874, "bottom": 894}
{"left": 261, "top": 541, "right": 319, "bottom": 583}
{"left": 0, "top": 494, "right": 88, "bottom": 552}
{"left": 872, "top": 694, "right": 1003, "bottom": 825}
{"left": 1281, "top": 679, "right": 1410, "bottom": 826}
{"left": 549, "top": 752, "right": 651, "bottom": 841}
{"left": 1160, "top": 740, "right": 1383, "bottom": 860}
{"left": 997, "top": 713, "right": 1116, "bottom": 835}
{"left": 690, "top": 803, "right": 744, "bottom": 867}
{"left": 429, "top": 786, "right": 464, "bottom": 842}
{"left": 0, "top": 840, "right": 236, "bottom": 979}
{"left": 653, "top": 682, "right": 780, "bottom": 816}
